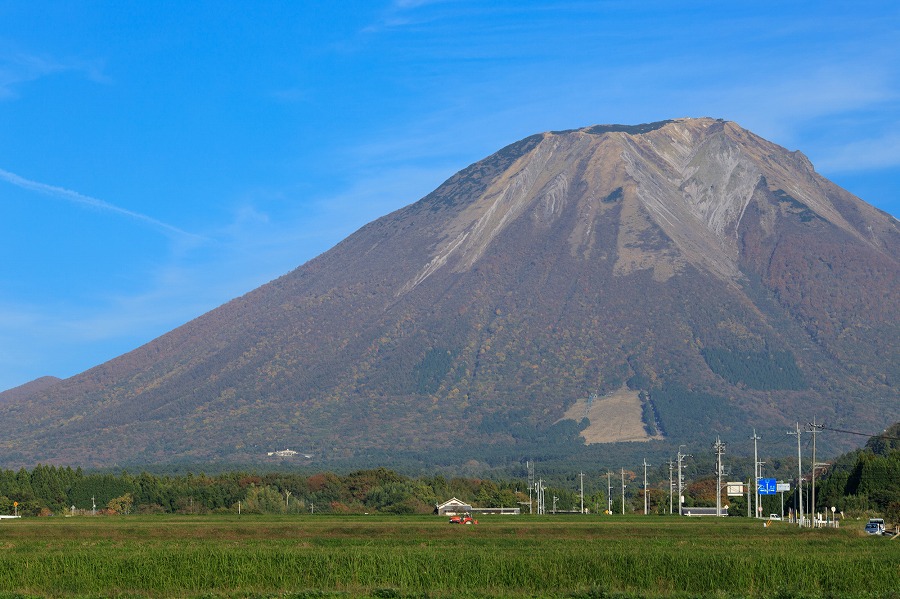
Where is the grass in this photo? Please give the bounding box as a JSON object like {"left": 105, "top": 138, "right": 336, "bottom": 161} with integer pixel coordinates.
{"left": 0, "top": 515, "right": 896, "bottom": 598}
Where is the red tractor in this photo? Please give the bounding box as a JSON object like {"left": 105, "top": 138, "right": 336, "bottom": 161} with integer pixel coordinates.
{"left": 448, "top": 512, "right": 478, "bottom": 525}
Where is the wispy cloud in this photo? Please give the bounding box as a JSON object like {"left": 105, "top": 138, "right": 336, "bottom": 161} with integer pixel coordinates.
{"left": 363, "top": 0, "right": 455, "bottom": 32}
{"left": 815, "top": 130, "right": 900, "bottom": 173}
{"left": 722, "top": 65, "right": 894, "bottom": 135}
{"left": 0, "top": 167, "right": 205, "bottom": 242}
{"left": 0, "top": 47, "right": 108, "bottom": 99}
{"left": 392, "top": 0, "right": 443, "bottom": 8}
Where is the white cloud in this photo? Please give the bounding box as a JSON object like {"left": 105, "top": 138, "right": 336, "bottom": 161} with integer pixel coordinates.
{"left": 0, "top": 167, "right": 205, "bottom": 243}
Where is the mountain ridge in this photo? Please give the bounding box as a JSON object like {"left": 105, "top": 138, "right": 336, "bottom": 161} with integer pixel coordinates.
{"left": 1, "top": 118, "right": 897, "bottom": 468}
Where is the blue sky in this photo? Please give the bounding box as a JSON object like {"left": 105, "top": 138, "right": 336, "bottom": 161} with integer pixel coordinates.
{"left": 1, "top": 1, "right": 898, "bottom": 392}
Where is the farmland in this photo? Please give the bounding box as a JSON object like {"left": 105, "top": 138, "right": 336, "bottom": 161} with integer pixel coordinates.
{"left": 0, "top": 515, "right": 897, "bottom": 598}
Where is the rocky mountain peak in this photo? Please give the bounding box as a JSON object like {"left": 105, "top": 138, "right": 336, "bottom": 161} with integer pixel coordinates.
{"left": 403, "top": 118, "right": 805, "bottom": 288}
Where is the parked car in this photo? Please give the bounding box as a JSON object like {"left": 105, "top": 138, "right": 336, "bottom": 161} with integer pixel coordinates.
{"left": 864, "top": 518, "right": 885, "bottom": 535}
{"left": 768, "top": 514, "right": 781, "bottom": 521}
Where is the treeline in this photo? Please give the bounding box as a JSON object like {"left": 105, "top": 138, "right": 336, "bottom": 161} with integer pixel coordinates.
{"left": 816, "top": 421, "right": 900, "bottom": 523}
{"left": 3, "top": 422, "right": 898, "bottom": 521}
{"left": 0, "top": 466, "right": 543, "bottom": 517}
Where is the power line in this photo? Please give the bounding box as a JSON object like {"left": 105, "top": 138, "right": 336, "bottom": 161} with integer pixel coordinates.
{"left": 817, "top": 425, "right": 900, "bottom": 441}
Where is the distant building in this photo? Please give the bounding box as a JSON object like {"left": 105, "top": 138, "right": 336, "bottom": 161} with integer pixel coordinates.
{"left": 682, "top": 506, "right": 728, "bottom": 517}
{"left": 435, "top": 497, "right": 520, "bottom": 516}
{"left": 471, "top": 506, "right": 520, "bottom": 515}
{"left": 267, "top": 449, "right": 299, "bottom": 457}
{"left": 435, "top": 497, "right": 473, "bottom": 515}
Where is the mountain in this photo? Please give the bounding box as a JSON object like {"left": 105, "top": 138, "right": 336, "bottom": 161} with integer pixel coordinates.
{"left": 0, "top": 376, "right": 60, "bottom": 408}
{"left": 1, "top": 118, "right": 897, "bottom": 468}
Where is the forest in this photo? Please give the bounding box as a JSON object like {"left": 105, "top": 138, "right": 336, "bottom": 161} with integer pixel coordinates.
{"left": 2, "top": 422, "right": 897, "bottom": 524}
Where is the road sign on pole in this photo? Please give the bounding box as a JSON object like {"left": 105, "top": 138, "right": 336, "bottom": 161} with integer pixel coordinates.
{"left": 758, "top": 478, "right": 777, "bottom": 495}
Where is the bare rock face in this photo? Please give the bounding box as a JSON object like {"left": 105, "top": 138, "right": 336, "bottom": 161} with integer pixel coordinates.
{"left": 407, "top": 118, "right": 891, "bottom": 286}
{"left": 1, "top": 118, "right": 897, "bottom": 468}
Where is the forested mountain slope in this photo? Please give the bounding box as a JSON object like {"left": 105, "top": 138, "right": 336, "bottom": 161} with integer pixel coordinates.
{"left": 1, "top": 118, "right": 897, "bottom": 468}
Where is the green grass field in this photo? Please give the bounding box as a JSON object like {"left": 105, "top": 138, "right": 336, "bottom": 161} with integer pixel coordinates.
{"left": 0, "top": 515, "right": 896, "bottom": 598}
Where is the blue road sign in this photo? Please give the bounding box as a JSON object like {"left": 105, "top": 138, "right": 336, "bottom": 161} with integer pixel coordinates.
{"left": 758, "top": 478, "right": 777, "bottom": 495}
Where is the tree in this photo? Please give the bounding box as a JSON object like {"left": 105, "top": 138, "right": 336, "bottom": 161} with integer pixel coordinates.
{"left": 885, "top": 501, "right": 900, "bottom": 529}
{"left": 244, "top": 486, "right": 285, "bottom": 514}
{"left": 107, "top": 493, "right": 133, "bottom": 515}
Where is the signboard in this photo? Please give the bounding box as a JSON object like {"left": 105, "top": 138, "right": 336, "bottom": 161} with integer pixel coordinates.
{"left": 776, "top": 482, "right": 791, "bottom": 493}
{"left": 726, "top": 482, "right": 744, "bottom": 496}
{"left": 758, "top": 478, "right": 777, "bottom": 495}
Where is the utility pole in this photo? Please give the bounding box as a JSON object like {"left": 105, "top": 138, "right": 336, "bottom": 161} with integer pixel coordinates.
{"left": 677, "top": 447, "right": 684, "bottom": 516}
{"left": 642, "top": 459, "right": 651, "bottom": 515}
{"left": 536, "top": 478, "right": 545, "bottom": 515}
{"left": 527, "top": 460, "right": 534, "bottom": 515}
{"left": 607, "top": 471, "right": 612, "bottom": 514}
{"left": 713, "top": 436, "right": 726, "bottom": 517}
{"left": 580, "top": 472, "right": 585, "bottom": 515}
{"left": 746, "top": 476, "right": 751, "bottom": 517}
{"left": 621, "top": 468, "right": 626, "bottom": 515}
{"left": 779, "top": 484, "right": 784, "bottom": 519}
{"left": 668, "top": 459, "right": 674, "bottom": 515}
{"left": 787, "top": 422, "right": 803, "bottom": 526}
{"left": 538, "top": 478, "right": 547, "bottom": 515}
{"left": 756, "top": 459, "right": 766, "bottom": 519}
{"left": 808, "top": 418, "right": 822, "bottom": 523}
{"left": 676, "top": 446, "right": 691, "bottom": 516}
{"left": 750, "top": 429, "right": 761, "bottom": 518}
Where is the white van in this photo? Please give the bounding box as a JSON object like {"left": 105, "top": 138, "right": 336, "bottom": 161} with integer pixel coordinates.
{"left": 864, "top": 518, "right": 885, "bottom": 535}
